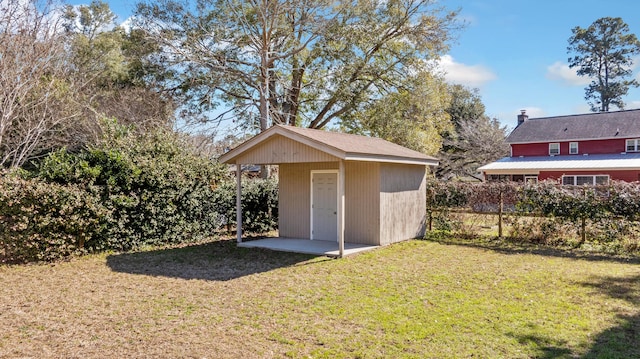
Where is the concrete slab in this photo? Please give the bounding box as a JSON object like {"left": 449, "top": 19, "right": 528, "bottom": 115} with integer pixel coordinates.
{"left": 237, "top": 238, "right": 379, "bottom": 257}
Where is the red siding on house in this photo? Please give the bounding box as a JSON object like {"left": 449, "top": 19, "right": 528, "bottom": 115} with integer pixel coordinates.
{"left": 512, "top": 138, "right": 627, "bottom": 157}
{"left": 511, "top": 143, "right": 551, "bottom": 156}
{"left": 539, "top": 170, "right": 640, "bottom": 182}
{"left": 577, "top": 139, "right": 626, "bottom": 155}
{"left": 484, "top": 110, "right": 640, "bottom": 183}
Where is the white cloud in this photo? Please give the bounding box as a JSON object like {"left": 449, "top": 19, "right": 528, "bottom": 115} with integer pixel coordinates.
{"left": 548, "top": 57, "right": 640, "bottom": 84}
{"left": 546, "top": 61, "right": 591, "bottom": 86}
{"left": 626, "top": 55, "right": 640, "bottom": 81}
{"left": 120, "top": 16, "right": 135, "bottom": 32}
{"left": 631, "top": 55, "right": 640, "bottom": 71}
{"left": 436, "top": 55, "right": 497, "bottom": 87}
{"left": 626, "top": 100, "right": 640, "bottom": 109}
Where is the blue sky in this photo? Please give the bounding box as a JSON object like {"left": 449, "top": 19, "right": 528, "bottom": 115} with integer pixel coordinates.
{"left": 82, "top": 0, "right": 640, "bottom": 131}
{"left": 441, "top": 0, "right": 640, "bottom": 129}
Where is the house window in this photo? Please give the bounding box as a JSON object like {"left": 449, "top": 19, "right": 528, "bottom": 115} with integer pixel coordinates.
{"left": 569, "top": 142, "right": 578, "bottom": 154}
{"left": 595, "top": 175, "right": 609, "bottom": 185}
{"left": 562, "top": 175, "right": 609, "bottom": 186}
{"left": 486, "top": 174, "right": 537, "bottom": 183}
{"left": 626, "top": 139, "right": 640, "bottom": 152}
{"left": 549, "top": 143, "right": 560, "bottom": 155}
{"left": 487, "top": 174, "right": 510, "bottom": 182}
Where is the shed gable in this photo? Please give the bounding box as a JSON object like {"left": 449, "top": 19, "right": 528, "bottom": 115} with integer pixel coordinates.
{"left": 233, "top": 135, "right": 339, "bottom": 164}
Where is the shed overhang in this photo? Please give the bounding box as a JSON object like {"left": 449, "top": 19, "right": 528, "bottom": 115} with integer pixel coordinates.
{"left": 219, "top": 125, "right": 438, "bottom": 166}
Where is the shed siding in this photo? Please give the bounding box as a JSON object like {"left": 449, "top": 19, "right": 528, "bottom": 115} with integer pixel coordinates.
{"left": 278, "top": 162, "right": 338, "bottom": 239}
{"left": 379, "top": 163, "right": 427, "bottom": 245}
{"left": 345, "top": 161, "right": 380, "bottom": 245}
{"left": 235, "top": 136, "right": 339, "bottom": 164}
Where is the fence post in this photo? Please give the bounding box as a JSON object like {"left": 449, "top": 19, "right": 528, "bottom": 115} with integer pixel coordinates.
{"left": 498, "top": 189, "right": 504, "bottom": 238}
{"left": 581, "top": 187, "right": 587, "bottom": 245}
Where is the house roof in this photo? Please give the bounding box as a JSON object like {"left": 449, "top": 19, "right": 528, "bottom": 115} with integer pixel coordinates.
{"left": 478, "top": 153, "right": 640, "bottom": 174}
{"left": 507, "top": 109, "right": 640, "bottom": 144}
{"left": 219, "top": 124, "right": 438, "bottom": 166}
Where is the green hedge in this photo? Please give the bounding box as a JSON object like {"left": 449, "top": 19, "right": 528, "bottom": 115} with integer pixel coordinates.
{"left": 32, "top": 127, "right": 227, "bottom": 252}
{"left": 212, "top": 178, "right": 279, "bottom": 233}
{"left": 0, "top": 122, "right": 279, "bottom": 263}
{"left": 427, "top": 180, "right": 640, "bottom": 219}
{"left": 426, "top": 180, "right": 640, "bottom": 253}
{"left": 0, "top": 175, "right": 107, "bottom": 262}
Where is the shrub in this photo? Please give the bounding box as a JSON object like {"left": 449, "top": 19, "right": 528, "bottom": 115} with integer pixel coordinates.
{"left": 0, "top": 173, "right": 107, "bottom": 263}
{"left": 607, "top": 181, "right": 640, "bottom": 220}
{"left": 0, "top": 119, "right": 282, "bottom": 262}
{"left": 426, "top": 180, "right": 469, "bottom": 209}
{"left": 34, "top": 125, "right": 229, "bottom": 251}
{"left": 212, "top": 178, "right": 279, "bottom": 234}
{"left": 0, "top": 122, "right": 226, "bottom": 260}
{"left": 467, "top": 181, "right": 518, "bottom": 212}
{"left": 425, "top": 180, "right": 640, "bottom": 254}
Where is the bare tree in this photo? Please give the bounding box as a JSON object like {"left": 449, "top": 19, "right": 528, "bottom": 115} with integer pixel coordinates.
{"left": 0, "top": 0, "right": 81, "bottom": 168}
{"left": 63, "top": 2, "right": 175, "bottom": 135}
{"left": 436, "top": 85, "right": 509, "bottom": 179}
{"left": 439, "top": 117, "right": 509, "bottom": 179}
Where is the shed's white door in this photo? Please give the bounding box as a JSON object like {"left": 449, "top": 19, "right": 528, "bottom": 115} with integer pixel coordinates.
{"left": 311, "top": 171, "right": 338, "bottom": 241}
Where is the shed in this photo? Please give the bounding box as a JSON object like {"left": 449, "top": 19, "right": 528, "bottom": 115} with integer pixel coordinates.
{"left": 218, "top": 125, "right": 438, "bottom": 257}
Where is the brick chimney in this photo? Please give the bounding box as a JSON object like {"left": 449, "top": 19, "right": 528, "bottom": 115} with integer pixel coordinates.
{"left": 517, "top": 110, "right": 528, "bottom": 126}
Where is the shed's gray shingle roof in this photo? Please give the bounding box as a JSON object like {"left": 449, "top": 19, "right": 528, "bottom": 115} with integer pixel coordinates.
{"left": 219, "top": 124, "right": 438, "bottom": 165}
{"left": 507, "top": 109, "right": 640, "bottom": 144}
{"left": 280, "top": 125, "right": 436, "bottom": 161}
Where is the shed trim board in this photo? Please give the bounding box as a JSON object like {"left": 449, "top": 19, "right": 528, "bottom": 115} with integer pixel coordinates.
{"left": 342, "top": 154, "right": 433, "bottom": 165}
{"left": 338, "top": 160, "right": 346, "bottom": 257}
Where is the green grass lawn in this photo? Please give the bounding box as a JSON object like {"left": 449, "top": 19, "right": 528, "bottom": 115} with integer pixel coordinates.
{"left": 1, "top": 238, "right": 639, "bottom": 358}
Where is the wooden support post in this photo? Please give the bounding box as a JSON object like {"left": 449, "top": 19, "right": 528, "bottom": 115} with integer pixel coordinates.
{"left": 338, "top": 160, "right": 345, "bottom": 258}
{"left": 236, "top": 164, "right": 242, "bottom": 244}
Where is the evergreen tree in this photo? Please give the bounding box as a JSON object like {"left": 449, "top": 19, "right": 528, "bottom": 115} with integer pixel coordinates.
{"left": 568, "top": 17, "right": 640, "bottom": 112}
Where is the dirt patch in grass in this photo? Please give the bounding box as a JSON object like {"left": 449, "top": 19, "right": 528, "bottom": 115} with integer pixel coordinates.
{"left": 1, "top": 238, "right": 639, "bottom": 358}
